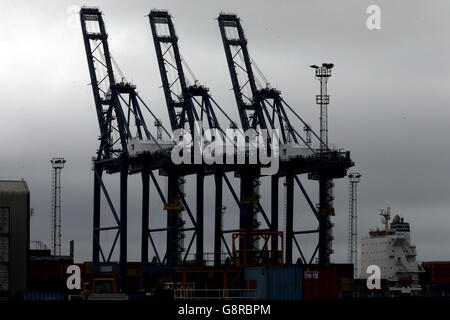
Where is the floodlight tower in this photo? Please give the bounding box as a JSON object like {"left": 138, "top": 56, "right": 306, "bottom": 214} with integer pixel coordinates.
{"left": 51, "top": 157, "right": 66, "bottom": 256}
{"left": 348, "top": 172, "right": 361, "bottom": 278}
{"left": 310, "top": 63, "right": 333, "bottom": 150}
{"left": 310, "top": 63, "right": 335, "bottom": 265}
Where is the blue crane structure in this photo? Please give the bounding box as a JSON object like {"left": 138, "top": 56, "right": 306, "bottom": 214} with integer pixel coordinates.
{"left": 80, "top": 7, "right": 353, "bottom": 292}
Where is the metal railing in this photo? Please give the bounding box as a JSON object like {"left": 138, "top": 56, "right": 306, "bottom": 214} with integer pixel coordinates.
{"left": 182, "top": 253, "right": 232, "bottom": 266}
{"left": 29, "top": 240, "right": 50, "bottom": 251}
{"left": 174, "top": 288, "right": 258, "bottom": 300}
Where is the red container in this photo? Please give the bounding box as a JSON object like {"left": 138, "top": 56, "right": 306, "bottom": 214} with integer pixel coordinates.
{"left": 302, "top": 265, "right": 339, "bottom": 300}
{"left": 422, "top": 261, "right": 450, "bottom": 284}
{"left": 28, "top": 259, "right": 75, "bottom": 292}
{"left": 29, "top": 260, "right": 74, "bottom": 282}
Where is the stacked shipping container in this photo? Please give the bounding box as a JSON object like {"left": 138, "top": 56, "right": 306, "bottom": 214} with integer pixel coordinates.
{"left": 244, "top": 264, "right": 354, "bottom": 300}
{"left": 244, "top": 266, "right": 302, "bottom": 300}
{"left": 420, "top": 261, "right": 450, "bottom": 296}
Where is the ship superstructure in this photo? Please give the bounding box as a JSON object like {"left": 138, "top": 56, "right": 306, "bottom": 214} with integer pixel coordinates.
{"left": 361, "top": 207, "right": 422, "bottom": 295}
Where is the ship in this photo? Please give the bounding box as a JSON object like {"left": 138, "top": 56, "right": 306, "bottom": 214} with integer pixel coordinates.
{"left": 360, "top": 207, "right": 422, "bottom": 295}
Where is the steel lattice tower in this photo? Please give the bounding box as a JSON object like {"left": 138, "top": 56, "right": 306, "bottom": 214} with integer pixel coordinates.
{"left": 310, "top": 63, "right": 335, "bottom": 265}
{"left": 311, "top": 64, "right": 333, "bottom": 150}
{"left": 51, "top": 157, "right": 66, "bottom": 256}
{"left": 348, "top": 172, "right": 361, "bottom": 278}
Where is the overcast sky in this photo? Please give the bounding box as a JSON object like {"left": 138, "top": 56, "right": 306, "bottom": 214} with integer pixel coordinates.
{"left": 1, "top": 0, "right": 449, "bottom": 269}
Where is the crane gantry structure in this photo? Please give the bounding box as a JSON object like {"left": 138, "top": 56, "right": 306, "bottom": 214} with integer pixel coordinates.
{"left": 80, "top": 7, "right": 353, "bottom": 292}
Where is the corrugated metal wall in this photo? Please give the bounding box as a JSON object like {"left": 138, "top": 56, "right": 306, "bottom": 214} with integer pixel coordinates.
{"left": 303, "top": 266, "right": 339, "bottom": 300}
{"left": 0, "top": 208, "right": 9, "bottom": 292}
{"left": 0, "top": 181, "right": 30, "bottom": 298}
{"left": 244, "top": 266, "right": 303, "bottom": 300}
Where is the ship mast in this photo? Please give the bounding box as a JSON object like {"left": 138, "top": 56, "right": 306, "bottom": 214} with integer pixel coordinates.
{"left": 379, "top": 207, "right": 391, "bottom": 232}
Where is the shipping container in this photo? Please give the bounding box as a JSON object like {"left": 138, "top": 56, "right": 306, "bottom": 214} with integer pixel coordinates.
{"left": 334, "top": 264, "right": 354, "bottom": 294}
{"left": 421, "top": 261, "right": 450, "bottom": 284}
{"left": 339, "top": 277, "right": 354, "bottom": 293}
{"left": 244, "top": 266, "right": 302, "bottom": 300}
{"left": 28, "top": 259, "right": 74, "bottom": 293}
{"left": 302, "top": 265, "right": 339, "bottom": 300}
{"left": 22, "top": 291, "right": 65, "bottom": 300}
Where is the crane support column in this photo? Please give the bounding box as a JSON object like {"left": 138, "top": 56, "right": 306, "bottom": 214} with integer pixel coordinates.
{"left": 239, "top": 170, "right": 260, "bottom": 262}
{"left": 141, "top": 167, "right": 150, "bottom": 264}
{"left": 92, "top": 164, "right": 102, "bottom": 265}
{"left": 285, "top": 174, "right": 294, "bottom": 264}
{"left": 318, "top": 177, "right": 333, "bottom": 265}
{"left": 166, "top": 174, "right": 183, "bottom": 266}
{"left": 119, "top": 161, "right": 128, "bottom": 291}
{"left": 271, "top": 175, "right": 279, "bottom": 257}
{"left": 196, "top": 173, "right": 204, "bottom": 264}
{"left": 214, "top": 174, "right": 223, "bottom": 267}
